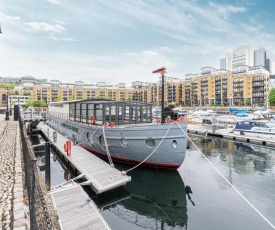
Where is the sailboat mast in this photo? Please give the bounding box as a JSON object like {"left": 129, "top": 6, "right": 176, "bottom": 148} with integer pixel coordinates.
{"left": 152, "top": 67, "right": 166, "bottom": 124}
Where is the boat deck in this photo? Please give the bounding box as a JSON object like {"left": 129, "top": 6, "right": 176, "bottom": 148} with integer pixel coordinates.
{"left": 37, "top": 122, "right": 131, "bottom": 194}
{"left": 50, "top": 182, "right": 110, "bottom": 230}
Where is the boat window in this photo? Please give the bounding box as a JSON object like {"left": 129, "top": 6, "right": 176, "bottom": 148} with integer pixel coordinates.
{"left": 146, "top": 138, "right": 155, "bottom": 148}
{"left": 121, "top": 138, "right": 128, "bottom": 146}
{"left": 172, "top": 140, "right": 178, "bottom": 149}
{"left": 81, "top": 104, "right": 87, "bottom": 122}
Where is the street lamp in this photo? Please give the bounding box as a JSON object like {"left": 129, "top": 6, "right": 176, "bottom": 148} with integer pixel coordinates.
{"left": 9, "top": 94, "right": 12, "bottom": 116}
{"left": 15, "top": 91, "right": 19, "bottom": 105}
{"left": 5, "top": 87, "right": 9, "bottom": 121}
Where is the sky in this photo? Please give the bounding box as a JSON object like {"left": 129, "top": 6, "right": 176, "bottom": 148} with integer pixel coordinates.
{"left": 1, "top": 0, "right": 275, "bottom": 86}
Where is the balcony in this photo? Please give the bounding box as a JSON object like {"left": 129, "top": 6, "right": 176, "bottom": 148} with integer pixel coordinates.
{"left": 253, "top": 79, "right": 264, "bottom": 82}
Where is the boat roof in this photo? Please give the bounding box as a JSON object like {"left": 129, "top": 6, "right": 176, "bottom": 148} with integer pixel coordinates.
{"left": 49, "top": 99, "right": 151, "bottom": 106}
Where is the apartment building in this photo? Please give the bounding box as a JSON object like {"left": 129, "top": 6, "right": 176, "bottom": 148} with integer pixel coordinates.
{"left": 0, "top": 65, "right": 271, "bottom": 108}
{"left": 180, "top": 66, "right": 269, "bottom": 106}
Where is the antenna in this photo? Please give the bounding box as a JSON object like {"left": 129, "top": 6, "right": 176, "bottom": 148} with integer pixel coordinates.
{"left": 0, "top": 24, "right": 2, "bottom": 33}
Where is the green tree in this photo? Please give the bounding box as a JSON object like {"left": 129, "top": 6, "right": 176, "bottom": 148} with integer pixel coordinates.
{"left": 69, "top": 95, "right": 75, "bottom": 101}
{"left": 23, "top": 96, "right": 34, "bottom": 107}
{"left": 0, "top": 83, "right": 16, "bottom": 89}
{"left": 24, "top": 100, "right": 33, "bottom": 107}
{"left": 33, "top": 101, "right": 41, "bottom": 107}
{"left": 245, "top": 98, "right": 251, "bottom": 106}
{"left": 40, "top": 100, "right": 47, "bottom": 107}
{"left": 54, "top": 96, "right": 62, "bottom": 102}
{"left": 268, "top": 88, "right": 275, "bottom": 106}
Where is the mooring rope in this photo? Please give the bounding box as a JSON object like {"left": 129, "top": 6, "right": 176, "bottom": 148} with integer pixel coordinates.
{"left": 77, "top": 127, "right": 99, "bottom": 146}
{"left": 102, "top": 126, "right": 114, "bottom": 167}
{"left": 122, "top": 122, "right": 175, "bottom": 174}
{"left": 176, "top": 123, "right": 275, "bottom": 230}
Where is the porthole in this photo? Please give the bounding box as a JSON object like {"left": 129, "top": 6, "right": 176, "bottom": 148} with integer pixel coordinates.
{"left": 87, "top": 132, "right": 94, "bottom": 146}
{"left": 146, "top": 138, "right": 155, "bottom": 148}
{"left": 172, "top": 140, "right": 177, "bottom": 149}
{"left": 121, "top": 138, "right": 128, "bottom": 146}
{"left": 99, "top": 135, "right": 107, "bottom": 151}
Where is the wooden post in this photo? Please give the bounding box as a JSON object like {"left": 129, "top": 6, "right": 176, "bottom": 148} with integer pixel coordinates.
{"left": 45, "top": 142, "right": 51, "bottom": 191}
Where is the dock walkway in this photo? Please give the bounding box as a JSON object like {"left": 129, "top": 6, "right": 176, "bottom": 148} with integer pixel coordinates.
{"left": 50, "top": 182, "right": 110, "bottom": 230}
{"left": 188, "top": 124, "right": 275, "bottom": 147}
{"left": 37, "top": 122, "right": 131, "bottom": 194}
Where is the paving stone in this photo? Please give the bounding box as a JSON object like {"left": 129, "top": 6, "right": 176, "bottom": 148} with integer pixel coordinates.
{"left": 14, "top": 202, "right": 24, "bottom": 212}
{"left": 14, "top": 210, "right": 25, "bottom": 220}
{"left": 13, "top": 218, "right": 26, "bottom": 228}
{"left": 14, "top": 197, "right": 24, "bottom": 203}
{"left": 14, "top": 191, "right": 23, "bottom": 199}
{"left": 13, "top": 227, "right": 26, "bottom": 230}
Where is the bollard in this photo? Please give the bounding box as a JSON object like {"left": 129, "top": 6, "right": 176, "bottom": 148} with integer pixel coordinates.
{"left": 72, "top": 133, "right": 77, "bottom": 145}
{"left": 212, "top": 125, "right": 216, "bottom": 133}
{"left": 45, "top": 142, "right": 51, "bottom": 191}
{"left": 47, "top": 128, "right": 49, "bottom": 138}
{"left": 66, "top": 140, "right": 72, "bottom": 156}
{"left": 29, "top": 122, "right": 33, "bottom": 138}
{"left": 53, "top": 132, "right": 57, "bottom": 142}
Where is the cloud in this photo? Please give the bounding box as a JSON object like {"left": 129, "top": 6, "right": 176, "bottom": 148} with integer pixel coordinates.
{"left": 47, "top": 33, "right": 76, "bottom": 41}
{"left": 0, "top": 12, "right": 21, "bottom": 23}
{"left": 24, "top": 21, "right": 65, "bottom": 33}
{"left": 48, "top": 0, "right": 60, "bottom": 5}
{"left": 208, "top": 2, "right": 247, "bottom": 19}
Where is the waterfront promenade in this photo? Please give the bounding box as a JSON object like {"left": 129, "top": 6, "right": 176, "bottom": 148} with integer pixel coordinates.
{"left": 0, "top": 114, "right": 28, "bottom": 230}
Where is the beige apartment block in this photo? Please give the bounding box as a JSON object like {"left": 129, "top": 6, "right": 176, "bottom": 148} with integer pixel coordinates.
{"left": 1, "top": 66, "right": 270, "bottom": 108}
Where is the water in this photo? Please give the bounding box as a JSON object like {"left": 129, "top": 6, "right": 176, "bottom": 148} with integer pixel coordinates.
{"left": 34, "top": 134, "right": 275, "bottom": 229}
{"left": 100, "top": 135, "right": 275, "bottom": 230}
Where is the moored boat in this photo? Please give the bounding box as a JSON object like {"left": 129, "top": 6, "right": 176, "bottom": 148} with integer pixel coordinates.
{"left": 47, "top": 99, "right": 188, "bottom": 168}
{"left": 234, "top": 120, "right": 275, "bottom": 135}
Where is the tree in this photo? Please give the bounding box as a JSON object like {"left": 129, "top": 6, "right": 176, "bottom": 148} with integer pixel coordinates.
{"left": 245, "top": 98, "right": 251, "bottom": 106}
{"left": 54, "top": 96, "right": 62, "bottom": 102}
{"left": 40, "top": 100, "right": 47, "bottom": 107}
{"left": 268, "top": 88, "right": 275, "bottom": 106}
{"left": 0, "top": 83, "right": 16, "bottom": 89}
{"left": 23, "top": 96, "right": 34, "bottom": 107}
{"left": 69, "top": 95, "right": 75, "bottom": 101}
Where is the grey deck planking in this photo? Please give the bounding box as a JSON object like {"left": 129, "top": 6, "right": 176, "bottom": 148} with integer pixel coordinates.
{"left": 50, "top": 185, "right": 111, "bottom": 230}
{"left": 38, "top": 122, "right": 131, "bottom": 194}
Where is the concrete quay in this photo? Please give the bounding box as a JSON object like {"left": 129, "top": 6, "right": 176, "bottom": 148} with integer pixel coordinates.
{"left": 0, "top": 114, "right": 28, "bottom": 230}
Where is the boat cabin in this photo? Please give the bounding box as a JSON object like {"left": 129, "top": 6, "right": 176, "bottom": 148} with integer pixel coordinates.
{"left": 234, "top": 120, "right": 268, "bottom": 131}
{"left": 48, "top": 99, "right": 153, "bottom": 126}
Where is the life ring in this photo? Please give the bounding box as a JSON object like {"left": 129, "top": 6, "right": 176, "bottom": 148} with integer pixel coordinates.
{"left": 90, "top": 116, "right": 95, "bottom": 125}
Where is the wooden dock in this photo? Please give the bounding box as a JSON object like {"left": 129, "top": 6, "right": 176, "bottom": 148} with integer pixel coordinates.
{"left": 37, "top": 122, "right": 131, "bottom": 194}
{"left": 187, "top": 124, "right": 275, "bottom": 147}
{"left": 50, "top": 182, "right": 111, "bottom": 230}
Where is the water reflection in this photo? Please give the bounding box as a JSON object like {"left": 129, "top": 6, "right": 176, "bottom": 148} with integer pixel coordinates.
{"left": 93, "top": 168, "right": 191, "bottom": 229}
{"left": 191, "top": 135, "right": 275, "bottom": 175}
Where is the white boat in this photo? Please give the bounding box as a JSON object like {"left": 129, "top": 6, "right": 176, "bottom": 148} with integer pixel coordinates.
{"left": 21, "top": 106, "right": 42, "bottom": 127}
{"left": 190, "top": 109, "right": 216, "bottom": 117}
{"left": 47, "top": 99, "right": 188, "bottom": 168}
{"left": 234, "top": 120, "right": 275, "bottom": 135}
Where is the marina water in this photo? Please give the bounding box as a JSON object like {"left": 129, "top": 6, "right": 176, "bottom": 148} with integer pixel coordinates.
{"left": 34, "top": 134, "right": 275, "bottom": 229}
